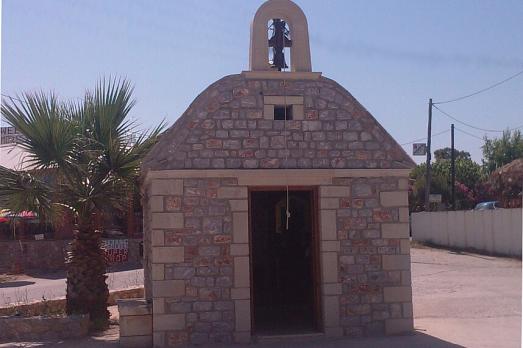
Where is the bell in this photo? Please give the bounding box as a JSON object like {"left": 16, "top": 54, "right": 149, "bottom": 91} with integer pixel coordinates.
{"left": 268, "top": 19, "right": 292, "bottom": 71}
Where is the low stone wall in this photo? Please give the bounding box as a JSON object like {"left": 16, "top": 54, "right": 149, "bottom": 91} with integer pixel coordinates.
{"left": 0, "top": 238, "right": 143, "bottom": 273}
{"left": 118, "top": 299, "right": 152, "bottom": 347}
{"left": 0, "top": 240, "right": 69, "bottom": 273}
{"left": 0, "top": 314, "right": 89, "bottom": 341}
{"left": 0, "top": 286, "right": 144, "bottom": 316}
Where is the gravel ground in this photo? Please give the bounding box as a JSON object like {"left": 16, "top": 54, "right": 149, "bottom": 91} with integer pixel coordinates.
{"left": 1, "top": 246, "right": 521, "bottom": 348}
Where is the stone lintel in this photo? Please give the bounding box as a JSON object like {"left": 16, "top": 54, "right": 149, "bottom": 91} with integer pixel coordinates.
{"left": 264, "top": 95, "right": 304, "bottom": 105}
{"left": 144, "top": 169, "right": 411, "bottom": 186}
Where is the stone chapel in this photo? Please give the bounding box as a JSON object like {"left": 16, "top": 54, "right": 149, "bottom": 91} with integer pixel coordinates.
{"left": 119, "top": 0, "right": 415, "bottom": 346}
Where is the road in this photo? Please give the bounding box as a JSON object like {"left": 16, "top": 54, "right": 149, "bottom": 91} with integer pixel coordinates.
{"left": 0, "top": 266, "right": 143, "bottom": 306}
{"left": 412, "top": 246, "right": 521, "bottom": 348}
{"left": 1, "top": 247, "right": 521, "bottom": 347}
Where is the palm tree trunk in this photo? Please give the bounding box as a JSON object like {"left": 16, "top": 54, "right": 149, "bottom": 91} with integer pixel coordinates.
{"left": 65, "top": 218, "right": 109, "bottom": 329}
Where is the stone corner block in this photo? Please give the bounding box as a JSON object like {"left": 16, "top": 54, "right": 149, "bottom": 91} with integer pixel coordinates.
{"left": 234, "top": 256, "right": 250, "bottom": 288}
{"left": 152, "top": 280, "right": 185, "bottom": 298}
{"left": 322, "top": 296, "right": 340, "bottom": 328}
{"left": 120, "top": 335, "right": 153, "bottom": 348}
{"left": 149, "top": 196, "right": 164, "bottom": 212}
{"left": 233, "top": 212, "right": 249, "bottom": 244}
{"left": 235, "top": 299, "right": 252, "bottom": 332}
{"left": 120, "top": 315, "right": 152, "bottom": 337}
{"left": 151, "top": 213, "right": 184, "bottom": 229}
{"left": 382, "top": 254, "right": 410, "bottom": 270}
{"left": 320, "top": 186, "right": 350, "bottom": 198}
{"left": 321, "top": 252, "right": 338, "bottom": 283}
{"left": 324, "top": 327, "right": 343, "bottom": 337}
{"left": 384, "top": 286, "right": 412, "bottom": 303}
{"left": 218, "top": 186, "right": 247, "bottom": 199}
{"left": 380, "top": 191, "right": 408, "bottom": 207}
{"left": 385, "top": 318, "right": 414, "bottom": 335}
{"left": 117, "top": 299, "right": 152, "bottom": 316}
{"left": 381, "top": 223, "right": 409, "bottom": 239}
{"left": 153, "top": 313, "right": 185, "bottom": 331}
{"left": 234, "top": 331, "right": 252, "bottom": 344}
{"left": 152, "top": 246, "right": 184, "bottom": 264}
{"left": 151, "top": 179, "right": 182, "bottom": 195}
{"left": 320, "top": 210, "right": 337, "bottom": 241}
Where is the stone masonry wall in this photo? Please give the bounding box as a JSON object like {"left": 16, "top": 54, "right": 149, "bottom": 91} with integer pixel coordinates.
{"left": 142, "top": 75, "right": 414, "bottom": 172}
{"left": 146, "top": 177, "right": 249, "bottom": 346}
{"left": 319, "top": 176, "right": 412, "bottom": 337}
{"left": 144, "top": 172, "right": 412, "bottom": 347}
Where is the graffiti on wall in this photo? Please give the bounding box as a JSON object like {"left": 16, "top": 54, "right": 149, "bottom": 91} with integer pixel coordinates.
{"left": 103, "top": 239, "right": 129, "bottom": 263}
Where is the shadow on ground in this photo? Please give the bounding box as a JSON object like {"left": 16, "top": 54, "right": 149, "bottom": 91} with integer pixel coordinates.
{"left": 23, "top": 270, "right": 66, "bottom": 280}
{"left": 0, "top": 330, "right": 464, "bottom": 348}
{"left": 0, "top": 280, "right": 35, "bottom": 288}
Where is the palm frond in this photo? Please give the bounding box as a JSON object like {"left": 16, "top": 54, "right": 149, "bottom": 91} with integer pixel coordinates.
{"left": 1, "top": 93, "right": 79, "bottom": 170}
{"left": 0, "top": 165, "right": 54, "bottom": 217}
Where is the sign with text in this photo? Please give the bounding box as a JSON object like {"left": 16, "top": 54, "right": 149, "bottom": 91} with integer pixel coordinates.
{"left": 413, "top": 143, "right": 427, "bottom": 156}
{"left": 429, "top": 194, "right": 442, "bottom": 203}
{"left": 103, "top": 239, "right": 129, "bottom": 263}
{"left": 1, "top": 127, "right": 25, "bottom": 145}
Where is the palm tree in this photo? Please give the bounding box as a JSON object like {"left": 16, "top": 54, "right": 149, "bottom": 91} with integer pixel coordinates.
{"left": 0, "top": 79, "right": 163, "bottom": 329}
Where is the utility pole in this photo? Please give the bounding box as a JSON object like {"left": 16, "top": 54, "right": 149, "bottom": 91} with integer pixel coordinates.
{"left": 451, "top": 124, "right": 456, "bottom": 210}
{"left": 424, "top": 98, "right": 433, "bottom": 211}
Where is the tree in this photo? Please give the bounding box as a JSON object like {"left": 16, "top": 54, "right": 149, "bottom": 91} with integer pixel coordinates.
{"left": 434, "top": 147, "right": 471, "bottom": 161}
{"left": 0, "top": 79, "right": 163, "bottom": 329}
{"left": 482, "top": 130, "right": 523, "bottom": 174}
{"left": 409, "top": 147, "right": 483, "bottom": 211}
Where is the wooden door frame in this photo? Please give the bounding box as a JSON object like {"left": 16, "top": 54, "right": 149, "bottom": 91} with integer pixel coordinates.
{"left": 247, "top": 186, "right": 322, "bottom": 334}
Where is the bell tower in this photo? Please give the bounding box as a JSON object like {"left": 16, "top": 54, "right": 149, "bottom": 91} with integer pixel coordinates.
{"left": 249, "top": 0, "right": 312, "bottom": 72}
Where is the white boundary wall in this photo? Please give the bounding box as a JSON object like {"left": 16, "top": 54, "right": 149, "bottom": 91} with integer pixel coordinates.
{"left": 412, "top": 209, "right": 522, "bottom": 256}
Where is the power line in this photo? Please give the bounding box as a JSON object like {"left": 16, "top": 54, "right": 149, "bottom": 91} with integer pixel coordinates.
{"left": 1, "top": 94, "right": 26, "bottom": 104}
{"left": 400, "top": 129, "right": 450, "bottom": 146}
{"left": 433, "top": 69, "right": 523, "bottom": 105}
{"left": 454, "top": 127, "right": 485, "bottom": 141}
{"left": 434, "top": 105, "right": 523, "bottom": 133}
{"left": 433, "top": 105, "right": 507, "bottom": 133}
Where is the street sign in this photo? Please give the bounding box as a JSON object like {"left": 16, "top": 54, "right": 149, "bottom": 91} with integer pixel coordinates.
{"left": 429, "top": 194, "right": 442, "bottom": 203}
{"left": 413, "top": 143, "right": 427, "bottom": 156}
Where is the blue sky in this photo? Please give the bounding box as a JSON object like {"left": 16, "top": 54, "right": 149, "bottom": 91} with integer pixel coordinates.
{"left": 2, "top": 0, "right": 522, "bottom": 163}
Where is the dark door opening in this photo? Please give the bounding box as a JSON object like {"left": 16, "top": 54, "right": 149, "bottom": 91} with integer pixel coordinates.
{"left": 250, "top": 189, "right": 319, "bottom": 335}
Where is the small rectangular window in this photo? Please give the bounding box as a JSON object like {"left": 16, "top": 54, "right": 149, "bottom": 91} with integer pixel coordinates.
{"left": 274, "top": 105, "right": 293, "bottom": 120}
